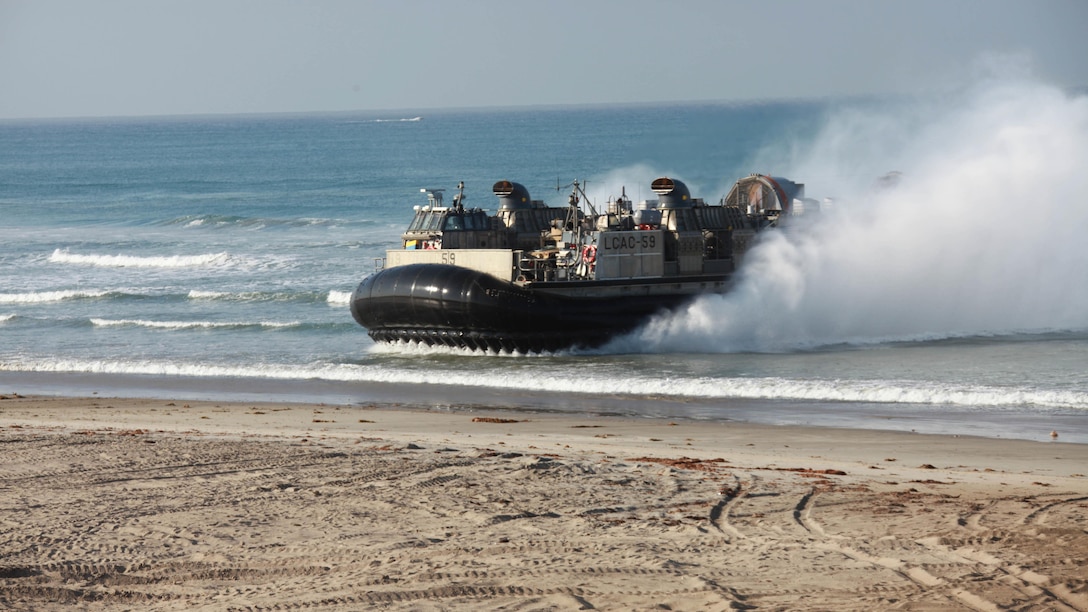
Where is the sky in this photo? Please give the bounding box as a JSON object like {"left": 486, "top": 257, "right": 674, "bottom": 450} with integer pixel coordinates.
{"left": 1, "top": 0, "right": 1086, "bottom": 119}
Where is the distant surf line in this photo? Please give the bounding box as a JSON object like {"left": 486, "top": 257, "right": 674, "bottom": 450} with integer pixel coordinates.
{"left": 346, "top": 117, "right": 422, "bottom": 124}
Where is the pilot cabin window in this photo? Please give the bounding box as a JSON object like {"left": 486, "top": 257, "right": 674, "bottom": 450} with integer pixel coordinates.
{"left": 443, "top": 215, "right": 464, "bottom": 231}
{"left": 423, "top": 213, "right": 443, "bottom": 231}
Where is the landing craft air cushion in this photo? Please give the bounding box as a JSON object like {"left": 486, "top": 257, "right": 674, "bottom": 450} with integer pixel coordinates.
{"left": 350, "top": 175, "right": 806, "bottom": 353}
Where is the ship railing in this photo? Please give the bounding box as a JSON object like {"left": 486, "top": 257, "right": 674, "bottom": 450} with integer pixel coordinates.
{"left": 514, "top": 250, "right": 541, "bottom": 283}
{"left": 374, "top": 257, "right": 386, "bottom": 272}
{"left": 515, "top": 249, "right": 591, "bottom": 283}
{"left": 515, "top": 250, "right": 566, "bottom": 283}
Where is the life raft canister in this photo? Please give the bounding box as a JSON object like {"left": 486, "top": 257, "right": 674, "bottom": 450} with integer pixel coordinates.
{"left": 581, "top": 245, "right": 597, "bottom": 264}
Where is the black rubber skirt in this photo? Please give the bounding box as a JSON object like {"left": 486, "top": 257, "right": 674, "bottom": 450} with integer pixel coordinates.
{"left": 350, "top": 263, "right": 695, "bottom": 353}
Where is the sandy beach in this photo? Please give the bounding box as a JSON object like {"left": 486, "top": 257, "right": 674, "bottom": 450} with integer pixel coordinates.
{"left": 1, "top": 394, "right": 1086, "bottom": 611}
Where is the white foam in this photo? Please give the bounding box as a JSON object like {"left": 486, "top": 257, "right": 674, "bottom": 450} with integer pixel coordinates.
{"left": 326, "top": 290, "right": 352, "bottom": 306}
{"left": 49, "top": 249, "right": 231, "bottom": 268}
{"left": 187, "top": 290, "right": 269, "bottom": 302}
{"left": 0, "top": 289, "right": 110, "bottom": 304}
{"left": 187, "top": 290, "right": 322, "bottom": 303}
{"left": 187, "top": 290, "right": 232, "bottom": 299}
{"left": 89, "top": 318, "right": 300, "bottom": 330}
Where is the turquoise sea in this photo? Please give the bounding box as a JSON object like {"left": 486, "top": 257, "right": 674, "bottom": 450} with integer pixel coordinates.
{"left": 3, "top": 79, "right": 1087, "bottom": 442}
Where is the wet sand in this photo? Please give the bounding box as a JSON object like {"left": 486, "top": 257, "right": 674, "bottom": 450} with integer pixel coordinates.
{"left": 1, "top": 394, "right": 1087, "bottom": 610}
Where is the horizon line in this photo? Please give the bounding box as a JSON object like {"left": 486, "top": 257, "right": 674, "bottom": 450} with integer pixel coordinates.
{"left": 0, "top": 93, "right": 895, "bottom": 123}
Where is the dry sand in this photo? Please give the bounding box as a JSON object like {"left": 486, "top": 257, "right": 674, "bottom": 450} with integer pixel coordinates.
{"left": 1, "top": 393, "right": 1086, "bottom": 611}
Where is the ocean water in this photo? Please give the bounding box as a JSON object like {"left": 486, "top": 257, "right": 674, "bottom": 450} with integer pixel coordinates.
{"left": 3, "top": 77, "right": 1087, "bottom": 443}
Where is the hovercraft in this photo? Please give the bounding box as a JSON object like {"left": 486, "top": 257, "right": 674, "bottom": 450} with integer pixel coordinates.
{"left": 351, "top": 175, "right": 806, "bottom": 353}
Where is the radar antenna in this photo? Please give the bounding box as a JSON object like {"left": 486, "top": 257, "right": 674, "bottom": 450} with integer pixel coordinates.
{"left": 452, "top": 181, "right": 465, "bottom": 212}
{"left": 420, "top": 188, "right": 445, "bottom": 208}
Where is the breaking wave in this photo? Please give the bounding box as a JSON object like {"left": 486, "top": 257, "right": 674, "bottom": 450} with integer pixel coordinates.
{"left": 169, "top": 215, "right": 348, "bottom": 230}
{"left": 0, "top": 289, "right": 111, "bottom": 304}
{"left": 326, "top": 290, "right": 352, "bottom": 306}
{"left": 3, "top": 357, "right": 1086, "bottom": 411}
{"left": 184, "top": 289, "right": 352, "bottom": 305}
{"left": 89, "top": 318, "right": 301, "bottom": 331}
{"left": 49, "top": 249, "right": 231, "bottom": 268}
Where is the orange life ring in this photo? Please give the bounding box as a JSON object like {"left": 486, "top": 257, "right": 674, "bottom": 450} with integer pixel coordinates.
{"left": 581, "top": 245, "right": 597, "bottom": 264}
